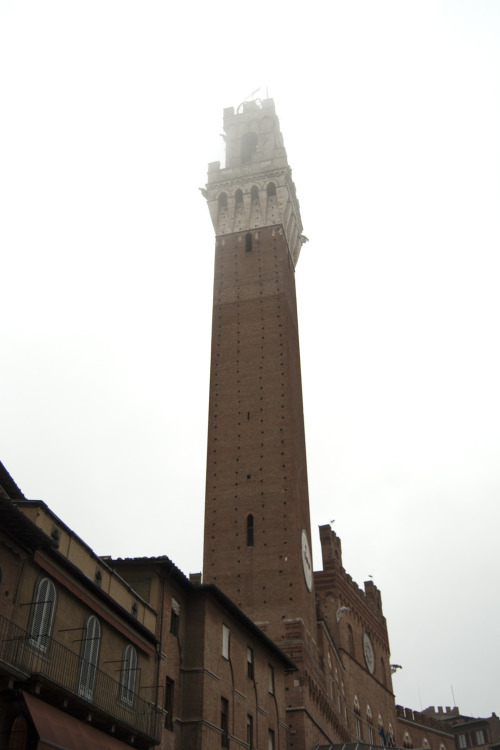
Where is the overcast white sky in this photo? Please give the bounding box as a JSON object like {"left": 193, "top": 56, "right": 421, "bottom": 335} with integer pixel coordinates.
{"left": 1, "top": 0, "right": 499, "bottom": 721}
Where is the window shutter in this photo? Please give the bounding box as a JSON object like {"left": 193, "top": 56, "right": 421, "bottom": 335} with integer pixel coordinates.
{"left": 30, "top": 578, "right": 56, "bottom": 652}
{"left": 78, "top": 616, "right": 101, "bottom": 700}
{"left": 121, "top": 644, "right": 137, "bottom": 705}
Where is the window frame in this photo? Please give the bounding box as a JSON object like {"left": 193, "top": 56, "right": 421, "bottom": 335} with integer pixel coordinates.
{"left": 247, "top": 646, "right": 254, "bottom": 680}
{"left": 221, "top": 696, "right": 229, "bottom": 748}
{"left": 268, "top": 663, "right": 275, "bottom": 694}
{"left": 78, "top": 615, "right": 101, "bottom": 701}
{"left": 170, "top": 598, "right": 180, "bottom": 637}
{"left": 120, "top": 643, "right": 137, "bottom": 706}
{"left": 29, "top": 577, "right": 56, "bottom": 653}
{"left": 355, "top": 715, "right": 361, "bottom": 740}
{"left": 247, "top": 714, "right": 253, "bottom": 749}
{"left": 165, "top": 677, "right": 174, "bottom": 731}
{"left": 222, "top": 624, "right": 230, "bottom": 660}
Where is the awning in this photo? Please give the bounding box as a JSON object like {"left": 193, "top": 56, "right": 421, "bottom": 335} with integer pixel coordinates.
{"left": 23, "top": 692, "right": 133, "bottom": 750}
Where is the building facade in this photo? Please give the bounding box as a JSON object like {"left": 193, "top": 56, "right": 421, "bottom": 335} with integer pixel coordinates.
{"left": 111, "top": 556, "right": 295, "bottom": 750}
{"left": 420, "top": 707, "right": 500, "bottom": 750}
{"left": 0, "top": 463, "right": 160, "bottom": 749}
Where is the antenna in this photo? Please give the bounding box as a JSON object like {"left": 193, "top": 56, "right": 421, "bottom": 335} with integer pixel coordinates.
{"left": 237, "top": 88, "right": 265, "bottom": 113}
{"left": 451, "top": 684, "right": 457, "bottom": 707}
{"left": 245, "top": 88, "right": 262, "bottom": 101}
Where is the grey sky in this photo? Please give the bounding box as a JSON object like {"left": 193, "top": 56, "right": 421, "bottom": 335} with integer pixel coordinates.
{"left": 1, "top": 0, "right": 499, "bottom": 718}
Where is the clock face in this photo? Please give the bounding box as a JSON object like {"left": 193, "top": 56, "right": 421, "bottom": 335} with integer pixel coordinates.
{"left": 301, "top": 529, "right": 313, "bottom": 592}
{"left": 362, "top": 632, "right": 375, "bottom": 674}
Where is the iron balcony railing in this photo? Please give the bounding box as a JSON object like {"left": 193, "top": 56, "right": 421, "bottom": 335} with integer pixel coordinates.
{"left": 0, "top": 613, "right": 161, "bottom": 742}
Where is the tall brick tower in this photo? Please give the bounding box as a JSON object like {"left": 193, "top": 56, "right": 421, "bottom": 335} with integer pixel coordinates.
{"left": 203, "top": 100, "right": 333, "bottom": 746}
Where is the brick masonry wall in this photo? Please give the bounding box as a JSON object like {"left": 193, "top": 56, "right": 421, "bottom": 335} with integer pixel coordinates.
{"left": 203, "top": 225, "right": 316, "bottom": 647}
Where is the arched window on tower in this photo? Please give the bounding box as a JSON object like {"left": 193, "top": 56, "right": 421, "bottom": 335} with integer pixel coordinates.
{"left": 241, "top": 132, "right": 258, "bottom": 163}
{"left": 246, "top": 514, "right": 254, "bottom": 546}
{"left": 235, "top": 189, "right": 243, "bottom": 205}
{"left": 29, "top": 577, "right": 56, "bottom": 653}
{"left": 250, "top": 185, "right": 259, "bottom": 202}
{"left": 218, "top": 192, "right": 228, "bottom": 209}
{"left": 266, "top": 181, "right": 277, "bottom": 197}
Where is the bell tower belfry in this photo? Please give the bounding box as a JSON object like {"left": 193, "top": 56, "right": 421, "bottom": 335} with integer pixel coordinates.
{"left": 203, "top": 99, "right": 329, "bottom": 744}
{"left": 205, "top": 99, "right": 304, "bottom": 266}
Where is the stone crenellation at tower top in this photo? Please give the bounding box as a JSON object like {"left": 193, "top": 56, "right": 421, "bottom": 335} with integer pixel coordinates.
{"left": 205, "top": 98, "right": 305, "bottom": 265}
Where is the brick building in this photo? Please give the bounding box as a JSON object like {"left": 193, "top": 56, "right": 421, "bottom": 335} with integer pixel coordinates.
{"left": 0, "top": 464, "right": 160, "bottom": 749}
{"left": 315, "top": 525, "right": 397, "bottom": 745}
{"left": 420, "top": 707, "right": 500, "bottom": 750}
{"left": 111, "top": 557, "right": 295, "bottom": 750}
{"left": 1, "top": 467, "right": 293, "bottom": 750}
{"left": 0, "top": 101, "right": 495, "bottom": 749}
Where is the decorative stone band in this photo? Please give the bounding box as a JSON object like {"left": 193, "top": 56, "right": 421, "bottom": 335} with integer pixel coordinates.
{"left": 205, "top": 165, "right": 304, "bottom": 266}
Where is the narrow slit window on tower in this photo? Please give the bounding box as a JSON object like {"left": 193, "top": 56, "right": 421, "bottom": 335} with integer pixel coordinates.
{"left": 245, "top": 232, "right": 252, "bottom": 253}
{"left": 247, "top": 514, "right": 254, "bottom": 547}
{"left": 241, "top": 131, "right": 258, "bottom": 163}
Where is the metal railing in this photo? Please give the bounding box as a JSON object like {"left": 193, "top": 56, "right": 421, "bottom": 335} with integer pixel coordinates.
{"left": 0, "top": 613, "right": 161, "bottom": 742}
